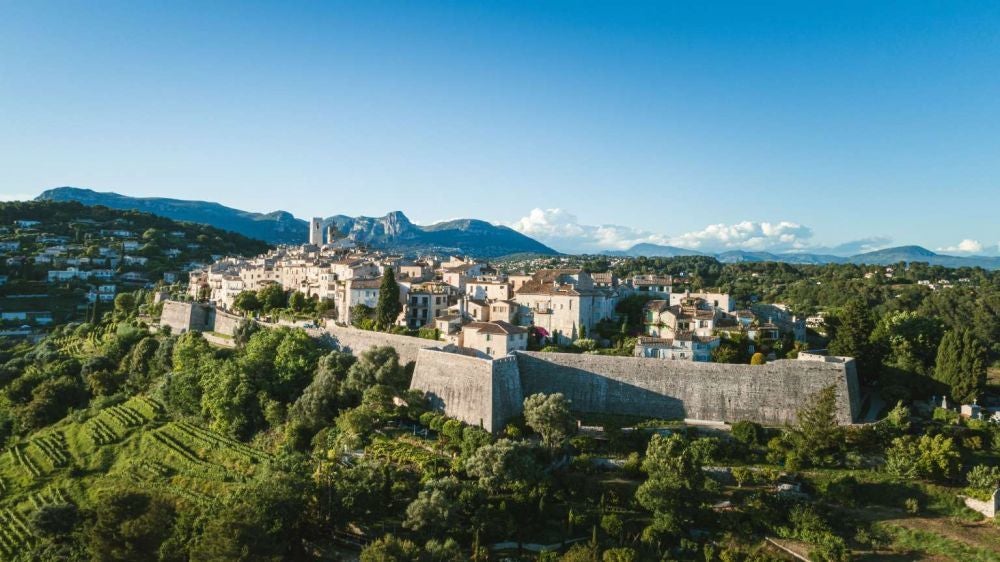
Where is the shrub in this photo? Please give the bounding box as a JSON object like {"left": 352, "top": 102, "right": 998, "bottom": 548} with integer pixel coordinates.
{"left": 966, "top": 465, "right": 1000, "bottom": 499}
{"left": 731, "top": 420, "right": 764, "bottom": 447}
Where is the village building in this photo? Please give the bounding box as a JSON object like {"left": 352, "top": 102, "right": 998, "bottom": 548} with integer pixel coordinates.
{"left": 461, "top": 320, "right": 528, "bottom": 358}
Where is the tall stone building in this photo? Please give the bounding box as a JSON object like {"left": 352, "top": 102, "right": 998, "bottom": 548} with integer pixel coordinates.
{"left": 309, "top": 217, "right": 323, "bottom": 246}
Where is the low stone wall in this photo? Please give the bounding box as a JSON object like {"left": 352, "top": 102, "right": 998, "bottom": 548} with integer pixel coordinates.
{"left": 516, "top": 352, "right": 858, "bottom": 425}
{"left": 964, "top": 490, "right": 998, "bottom": 519}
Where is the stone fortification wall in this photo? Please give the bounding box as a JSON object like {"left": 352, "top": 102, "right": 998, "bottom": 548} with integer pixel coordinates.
{"left": 208, "top": 309, "right": 243, "bottom": 337}
{"left": 319, "top": 324, "right": 438, "bottom": 365}
{"left": 490, "top": 355, "right": 524, "bottom": 432}
{"left": 409, "top": 348, "right": 521, "bottom": 433}
{"left": 515, "top": 352, "right": 859, "bottom": 425}
{"left": 160, "top": 301, "right": 209, "bottom": 334}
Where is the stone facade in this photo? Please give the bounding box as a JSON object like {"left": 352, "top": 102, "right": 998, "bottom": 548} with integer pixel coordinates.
{"left": 160, "top": 301, "right": 210, "bottom": 334}
{"left": 159, "top": 301, "right": 250, "bottom": 337}
{"left": 515, "top": 351, "right": 859, "bottom": 425}
{"left": 411, "top": 346, "right": 859, "bottom": 433}
{"left": 409, "top": 348, "right": 523, "bottom": 433}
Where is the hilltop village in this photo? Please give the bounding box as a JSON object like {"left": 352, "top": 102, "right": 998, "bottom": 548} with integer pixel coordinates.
{"left": 186, "top": 221, "right": 808, "bottom": 363}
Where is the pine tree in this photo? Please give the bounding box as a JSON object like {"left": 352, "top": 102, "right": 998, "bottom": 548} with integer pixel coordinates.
{"left": 374, "top": 267, "right": 401, "bottom": 330}
{"left": 792, "top": 385, "right": 843, "bottom": 466}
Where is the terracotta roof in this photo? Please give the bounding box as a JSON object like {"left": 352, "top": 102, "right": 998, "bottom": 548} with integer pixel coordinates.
{"left": 590, "top": 272, "right": 614, "bottom": 283}
{"left": 637, "top": 336, "right": 673, "bottom": 345}
{"left": 464, "top": 320, "right": 527, "bottom": 335}
{"left": 631, "top": 275, "right": 672, "bottom": 286}
{"left": 644, "top": 300, "right": 671, "bottom": 312}
{"left": 349, "top": 278, "right": 382, "bottom": 289}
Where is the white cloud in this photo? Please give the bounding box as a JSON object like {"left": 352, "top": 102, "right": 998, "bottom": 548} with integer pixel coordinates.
{"left": 667, "top": 221, "right": 813, "bottom": 252}
{"left": 509, "top": 208, "right": 673, "bottom": 253}
{"left": 937, "top": 239, "right": 984, "bottom": 254}
{"left": 509, "top": 208, "right": 814, "bottom": 254}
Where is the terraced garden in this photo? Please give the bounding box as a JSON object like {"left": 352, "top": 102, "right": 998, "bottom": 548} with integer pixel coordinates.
{"left": 0, "top": 394, "right": 276, "bottom": 558}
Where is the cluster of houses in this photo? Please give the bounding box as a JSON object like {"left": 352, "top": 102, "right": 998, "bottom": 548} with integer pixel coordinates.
{"left": 0, "top": 218, "right": 201, "bottom": 324}
{"left": 632, "top": 282, "right": 806, "bottom": 361}
{"left": 190, "top": 241, "right": 807, "bottom": 361}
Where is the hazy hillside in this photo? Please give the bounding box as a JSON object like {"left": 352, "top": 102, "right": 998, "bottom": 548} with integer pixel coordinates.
{"left": 611, "top": 242, "right": 1000, "bottom": 270}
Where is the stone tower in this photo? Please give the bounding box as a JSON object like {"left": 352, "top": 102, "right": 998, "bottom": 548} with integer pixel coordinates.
{"left": 309, "top": 217, "right": 323, "bottom": 246}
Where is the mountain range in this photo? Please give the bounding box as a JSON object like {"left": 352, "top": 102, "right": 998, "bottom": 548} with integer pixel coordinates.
{"left": 37, "top": 187, "right": 557, "bottom": 258}
{"left": 35, "top": 187, "right": 1000, "bottom": 269}
{"left": 606, "top": 242, "right": 1000, "bottom": 269}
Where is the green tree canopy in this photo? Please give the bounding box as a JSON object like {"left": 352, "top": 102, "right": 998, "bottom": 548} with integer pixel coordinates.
{"left": 523, "top": 392, "right": 576, "bottom": 448}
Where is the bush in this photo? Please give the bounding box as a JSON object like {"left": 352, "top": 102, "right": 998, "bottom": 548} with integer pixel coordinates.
{"left": 440, "top": 419, "right": 464, "bottom": 443}
{"left": 731, "top": 420, "right": 764, "bottom": 447}
{"left": 932, "top": 407, "right": 959, "bottom": 424}
{"left": 965, "top": 464, "right": 1000, "bottom": 499}
{"left": 885, "top": 434, "right": 962, "bottom": 482}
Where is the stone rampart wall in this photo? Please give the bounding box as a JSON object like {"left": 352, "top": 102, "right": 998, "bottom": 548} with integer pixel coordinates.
{"left": 515, "top": 352, "right": 858, "bottom": 425}
{"left": 160, "top": 301, "right": 208, "bottom": 334}
{"left": 410, "top": 348, "right": 501, "bottom": 431}
{"left": 490, "top": 355, "right": 524, "bottom": 432}
{"left": 319, "top": 324, "right": 438, "bottom": 365}
{"left": 210, "top": 309, "right": 243, "bottom": 337}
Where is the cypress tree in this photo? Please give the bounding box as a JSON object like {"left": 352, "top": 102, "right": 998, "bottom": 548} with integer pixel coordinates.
{"left": 374, "top": 267, "right": 401, "bottom": 330}
{"left": 935, "top": 329, "right": 987, "bottom": 404}
{"left": 954, "top": 330, "right": 987, "bottom": 403}
{"left": 934, "top": 330, "right": 962, "bottom": 391}
{"left": 828, "top": 297, "right": 881, "bottom": 383}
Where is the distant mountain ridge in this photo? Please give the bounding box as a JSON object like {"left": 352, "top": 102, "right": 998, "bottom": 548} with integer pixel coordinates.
{"left": 608, "top": 242, "right": 1000, "bottom": 270}
{"left": 36, "top": 187, "right": 558, "bottom": 258}
{"left": 39, "top": 187, "right": 305, "bottom": 244}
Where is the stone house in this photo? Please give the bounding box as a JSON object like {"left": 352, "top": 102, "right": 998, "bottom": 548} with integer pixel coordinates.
{"left": 634, "top": 333, "right": 719, "bottom": 362}
{"left": 461, "top": 320, "right": 528, "bottom": 358}
{"left": 644, "top": 297, "right": 720, "bottom": 338}
{"left": 513, "top": 269, "right": 615, "bottom": 345}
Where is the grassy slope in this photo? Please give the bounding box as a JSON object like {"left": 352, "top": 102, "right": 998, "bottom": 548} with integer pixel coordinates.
{"left": 0, "top": 395, "right": 273, "bottom": 558}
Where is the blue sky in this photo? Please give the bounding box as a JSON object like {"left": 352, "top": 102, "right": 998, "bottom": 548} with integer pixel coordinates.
{"left": 1, "top": 1, "right": 998, "bottom": 254}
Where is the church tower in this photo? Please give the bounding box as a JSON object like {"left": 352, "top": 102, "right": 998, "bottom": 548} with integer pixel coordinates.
{"left": 309, "top": 217, "right": 323, "bottom": 245}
